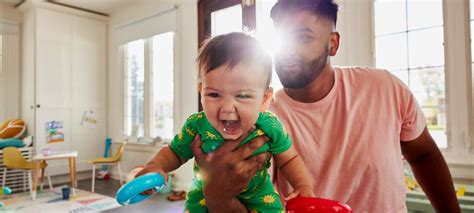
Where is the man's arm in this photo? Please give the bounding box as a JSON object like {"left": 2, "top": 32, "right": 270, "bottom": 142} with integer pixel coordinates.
{"left": 191, "top": 132, "right": 270, "bottom": 213}
{"left": 401, "top": 127, "right": 460, "bottom": 212}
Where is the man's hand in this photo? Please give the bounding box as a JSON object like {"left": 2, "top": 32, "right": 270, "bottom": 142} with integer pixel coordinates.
{"left": 191, "top": 127, "right": 271, "bottom": 212}
{"left": 402, "top": 127, "right": 461, "bottom": 212}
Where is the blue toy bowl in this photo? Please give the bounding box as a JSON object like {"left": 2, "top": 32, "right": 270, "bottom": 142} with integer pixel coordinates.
{"left": 115, "top": 173, "right": 165, "bottom": 205}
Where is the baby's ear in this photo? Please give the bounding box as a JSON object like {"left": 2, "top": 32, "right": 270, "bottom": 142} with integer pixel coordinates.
{"left": 260, "top": 87, "right": 274, "bottom": 112}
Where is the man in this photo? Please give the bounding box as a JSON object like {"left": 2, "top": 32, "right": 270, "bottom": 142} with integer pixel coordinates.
{"left": 191, "top": 0, "right": 461, "bottom": 212}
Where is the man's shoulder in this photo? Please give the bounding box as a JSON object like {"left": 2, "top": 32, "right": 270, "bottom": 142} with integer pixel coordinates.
{"left": 336, "top": 66, "right": 403, "bottom": 88}
{"left": 337, "top": 66, "right": 393, "bottom": 80}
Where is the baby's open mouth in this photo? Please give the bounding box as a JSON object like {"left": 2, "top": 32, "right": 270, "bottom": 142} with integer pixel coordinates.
{"left": 220, "top": 120, "right": 240, "bottom": 134}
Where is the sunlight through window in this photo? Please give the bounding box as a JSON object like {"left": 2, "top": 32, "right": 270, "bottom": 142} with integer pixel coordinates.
{"left": 374, "top": 0, "right": 447, "bottom": 148}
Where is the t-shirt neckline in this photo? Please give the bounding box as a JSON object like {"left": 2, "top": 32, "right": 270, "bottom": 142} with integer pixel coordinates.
{"left": 279, "top": 67, "right": 340, "bottom": 109}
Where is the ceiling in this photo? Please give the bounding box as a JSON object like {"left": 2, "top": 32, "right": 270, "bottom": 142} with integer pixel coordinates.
{"left": 3, "top": 0, "right": 195, "bottom": 16}
{"left": 2, "top": 0, "right": 147, "bottom": 16}
{"left": 51, "top": 0, "right": 136, "bottom": 16}
{"left": 2, "top": 0, "right": 22, "bottom": 7}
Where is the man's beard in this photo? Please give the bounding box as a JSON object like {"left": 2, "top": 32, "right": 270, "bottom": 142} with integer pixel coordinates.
{"left": 276, "top": 47, "right": 329, "bottom": 89}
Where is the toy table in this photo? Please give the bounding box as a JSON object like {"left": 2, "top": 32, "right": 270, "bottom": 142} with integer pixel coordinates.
{"left": 32, "top": 151, "right": 78, "bottom": 200}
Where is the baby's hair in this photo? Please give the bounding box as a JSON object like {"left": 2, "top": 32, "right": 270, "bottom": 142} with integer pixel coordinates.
{"left": 196, "top": 32, "right": 272, "bottom": 87}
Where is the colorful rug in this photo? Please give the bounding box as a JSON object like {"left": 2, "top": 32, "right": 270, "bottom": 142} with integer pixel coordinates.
{"left": 0, "top": 187, "right": 120, "bottom": 212}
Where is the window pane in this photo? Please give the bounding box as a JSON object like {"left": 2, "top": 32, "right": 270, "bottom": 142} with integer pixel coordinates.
{"left": 152, "top": 32, "right": 174, "bottom": 140}
{"left": 391, "top": 70, "right": 409, "bottom": 86}
{"left": 374, "top": 0, "right": 407, "bottom": 35}
{"left": 407, "top": 0, "right": 443, "bottom": 30}
{"left": 124, "top": 39, "right": 145, "bottom": 137}
{"left": 211, "top": 5, "right": 243, "bottom": 36}
{"left": 408, "top": 27, "right": 444, "bottom": 68}
{"left": 375, "top": 33, "right": 408, "bottom": 71}
{"left": 409, "top": 67, "right": 447, "bottom": 148}
{"left": 256, "top": 0, "right": 282, "bottom": 91}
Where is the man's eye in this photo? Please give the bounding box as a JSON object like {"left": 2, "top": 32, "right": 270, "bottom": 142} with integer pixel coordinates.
{"left": 207, "top": 93, "right": 220, "bottom": 98}
{"left": 297, "top": 34, "right": 312, "bottom": 43}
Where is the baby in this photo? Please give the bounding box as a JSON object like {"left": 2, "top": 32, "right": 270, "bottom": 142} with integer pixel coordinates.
{"left": 138, "top": 32, "right": 313, "bottom": 212}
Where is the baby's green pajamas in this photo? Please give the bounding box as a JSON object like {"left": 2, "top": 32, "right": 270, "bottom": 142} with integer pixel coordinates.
{"left": 170, "top": 111, "right": 291, "bottom": 213}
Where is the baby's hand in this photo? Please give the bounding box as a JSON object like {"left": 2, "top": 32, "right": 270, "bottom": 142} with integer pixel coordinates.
{"left": 135, "top": 164, "right": 168, "bottom": 195}
{"left": 285, "top": 185, "right": 314, "bottom": 200}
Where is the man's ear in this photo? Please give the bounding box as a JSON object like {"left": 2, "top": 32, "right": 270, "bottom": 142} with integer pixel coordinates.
{"left": 260, "top": 87, "right": 274, "bottom": 112}
{"left": 329, "top": 31, "right": 340, "bottom": 56}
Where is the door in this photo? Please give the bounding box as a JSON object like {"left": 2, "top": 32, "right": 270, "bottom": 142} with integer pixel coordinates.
{"left": 35, "top": 8, "right": 73, "bottom": 155}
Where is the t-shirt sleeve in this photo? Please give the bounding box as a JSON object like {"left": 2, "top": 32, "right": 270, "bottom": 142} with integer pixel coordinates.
{"left": 169, "top": 113, "right": 199, "bottom": 160}
{"left": 255, "top": 111, "right": 292, "bottom": 154}
{"left": 395, "top": 76, "right": 427, "bottom": 142}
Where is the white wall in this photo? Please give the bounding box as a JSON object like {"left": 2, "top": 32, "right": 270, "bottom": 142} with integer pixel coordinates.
{"left": 333, "top": 0, "right": 374, "bottom": 67}
{"left": 107, "top": 0, "right": 198, "bottom": 191}
{"left": 0, "top": 3, "right": 22, "bottom": 122}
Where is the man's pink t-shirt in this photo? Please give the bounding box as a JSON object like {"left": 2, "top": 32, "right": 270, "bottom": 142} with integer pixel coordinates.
{"left": 269, "top": 67, "right": 426, "bottom": 212}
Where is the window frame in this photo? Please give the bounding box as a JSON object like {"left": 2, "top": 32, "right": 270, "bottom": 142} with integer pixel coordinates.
{"left": 374, "top": 0, "right": 448, "bottom": 148}
{"left": 373, "top": 0, "right": 474, "bottom": 150}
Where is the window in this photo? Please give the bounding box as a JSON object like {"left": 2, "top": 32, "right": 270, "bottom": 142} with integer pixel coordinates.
{"left": 211, "top": 4, "right": 243, "bottom": 36}
{"left": 123, "top": 32, "right": 175, "bottom": 141}
{"left": 256, "top": 0, "right": 282, "bottom": 91}
{"left": 151, "top": 32, "right": 175, "bottom": 140}
{"left": 374, "top": 0, "right": 447, "bottom": 148}
{"left": 124, "top": 39, "right": 145, "bottom": 138}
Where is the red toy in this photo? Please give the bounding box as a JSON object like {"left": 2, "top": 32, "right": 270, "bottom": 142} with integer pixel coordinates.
{"left": 286, "top": 196, "right": 352, "bottom": 213}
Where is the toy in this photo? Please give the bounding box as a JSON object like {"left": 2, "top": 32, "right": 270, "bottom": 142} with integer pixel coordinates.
{"left": 0, "top": 187, "right": 12, "bottom": 208}
{"left": 0, "top": 187, "right": 12, "bottom": 195}
{"left": 116, "top": 173, "right": 353, "bottom": 213}
{"left": 286, "top": 196, "right": 352, "bottom": 213}
{"left": 125, "top": 167, "right": 174, "bottom": 194}
{"left": 97, "top": 137, "right": 112, "bottom": 180}
{"left": 0, "top": 119, "right": 26, "bottom": 139}
{"left": 115, "top": 173, "right": 165, "bottom": 205}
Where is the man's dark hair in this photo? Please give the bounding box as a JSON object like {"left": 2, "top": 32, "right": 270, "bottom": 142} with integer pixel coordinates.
{"left": 196, "top": 32, "right": 272, "bottom": 87}
{"left": 270, "top": 0, "right": 340, "bottom": 27}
